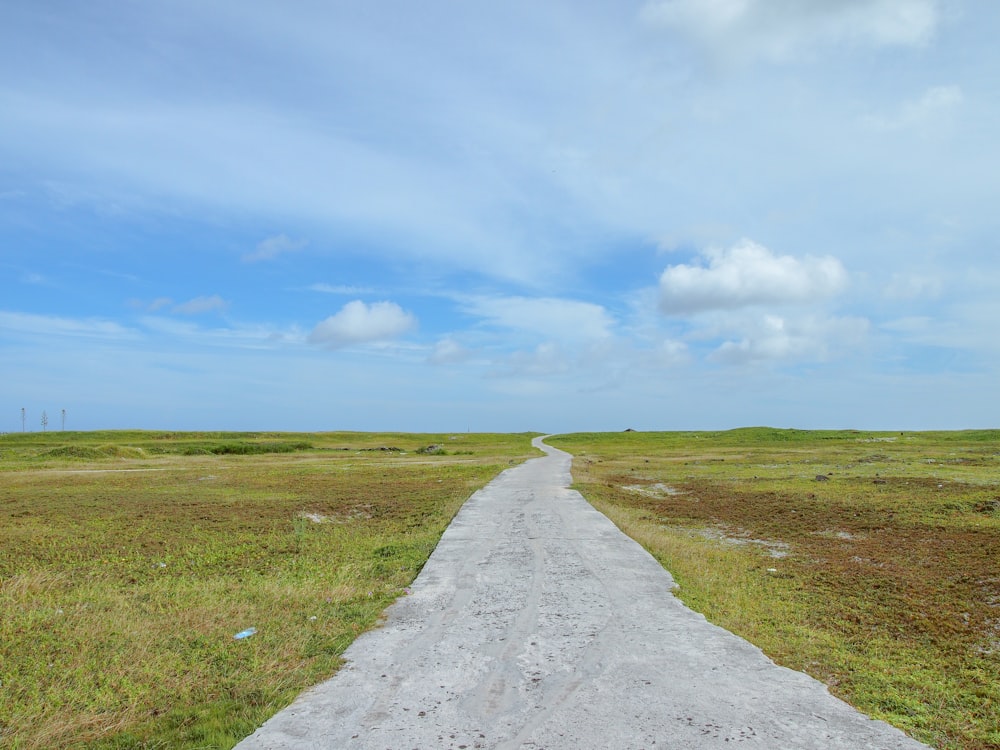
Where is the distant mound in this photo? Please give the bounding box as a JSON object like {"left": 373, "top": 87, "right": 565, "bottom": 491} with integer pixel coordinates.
{"left": 179, "top": 441, "right": 313, "bottom": 456}
{"left": 42, "top": 444, "right": 147, "bottom": 460}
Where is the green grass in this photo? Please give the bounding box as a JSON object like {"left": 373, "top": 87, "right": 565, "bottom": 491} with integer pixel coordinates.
{"left": 7, "top": 427, "right": 998, "bottom": 748}
{"left": 0, "top": 430, "right": 539, "bottom": 748}
{"left": 547, "top": 429, "right": 1000, "bottom": 750}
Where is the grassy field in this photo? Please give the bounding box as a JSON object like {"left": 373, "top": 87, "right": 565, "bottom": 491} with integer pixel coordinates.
{"left": 547, "top": 428, "right": 1000, "bottom": 750}
{"left": 0, "top": 430, "right": 540, "bottom": 749}
{"left": 5, "top": 428, "right": 998, "bottom": 749}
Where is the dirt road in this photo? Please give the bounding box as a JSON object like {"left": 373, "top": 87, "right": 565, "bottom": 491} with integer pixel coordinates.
{"left": 235, "top": 436, "right": 928, "bottom": 749}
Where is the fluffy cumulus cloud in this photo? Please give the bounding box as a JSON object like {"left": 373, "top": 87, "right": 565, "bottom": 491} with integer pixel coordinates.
{"left": 640, "top": 0, "right": 939, "bottom": 61}
{"left": 242, "top": 234, "right": 308, "bottom": 263}
{"left": 659, "top": 240, "right": 847, "bottom": 315}
{"left": 309, "top": 300, "right": 416, "bottom": 349}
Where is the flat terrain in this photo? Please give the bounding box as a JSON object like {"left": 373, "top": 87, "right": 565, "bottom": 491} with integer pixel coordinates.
{"left": 0, "top": 431, "right": 538, "bottom": 748}
{"left": 236, "top": 437, "right": 928, "bottom": 749}
{"left": 547, "top": 429, "right": 1000, "bottom": 750}
{"left": 2, "top": 428, "right": 997, "bottom": 749}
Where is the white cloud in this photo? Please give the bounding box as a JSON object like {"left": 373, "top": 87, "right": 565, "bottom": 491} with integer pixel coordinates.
{"left": 709, "top": 314, "right": 869, "bottom": 365}
{"left": 460, "top": 295, "right": 614, "bottom": 343}
{"left": 0, "top": 87, "right": 564, "bottom": 285}
{"left": 884, "top": 272, "right": 943, "bottom": 300}
{"left": 173, "top": 295, "right": 228, "bottom": 315}
{"left": 127, "top": 297, "right": 175, "bottom": 312}
{"left": 862, "top": 85, "right": 963, "bottom": 132}
{"left": 5, "top": 2, "right": 1000, "bottom": 433}
{"left": 428, "top": 337, "right": 472, "bottom": 365}
{"left": 645, "top": 338, "right": 692, "bottom": 367}
{"left": 640, "top": 0, "right": 939, "bottom": 62}
{"left": 504, "top": 342, "right": 572, "bottom": 377}
{"left": 150, "top": 297, "right": 173, "bottom": 311}
{"left": 139, "top": 316, "right": 306, "bottom": 348}
{"left": 881, "top": 315, "right": 934, "bottom": 335}
{"left": 882, "top": 298, "right": 1000, "bottom": 353}
{"left": 307, "top": 283, "right": 375, "bottom": 295}
{"left": 659, "top": 240, "right": 848, "bottom": 314}
{"left": 0, "top": 311, "right": 139, "bottom": 341}
{"left": 242, "top": 233, "right": 308, "bottom": 262}
{"left": 309, "top": 300, "right": 416, "bottom": 349}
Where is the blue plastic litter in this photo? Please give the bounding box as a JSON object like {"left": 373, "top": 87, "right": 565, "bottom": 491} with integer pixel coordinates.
{"left": 233, "top": 627, "right": 257, "bottom": 640}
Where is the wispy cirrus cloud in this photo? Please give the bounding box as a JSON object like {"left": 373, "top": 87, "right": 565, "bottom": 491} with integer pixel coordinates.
{"left": 428, "top": 337, "right": 473, "bottom": 365}
{"left": 138, "top": 316, "right": 305, "bottom": 348}
{"left": 127, "top": 297, "right": 174, "bottom": 312}
{"left": 861, "top": 85, "right": 963, "bottom": 132}
{"left": 19, "top": 272, "right": 46, "bottom": 285}
{"left": 307, "top": 283, "right": 377, "bottom": 295}
{"left": 502, "top": 342, "right": 572, "bottom": 377}
{"left": 640, "top": 0, "right": 939, "bottom": 62}
{"left": 128, "top": 296, "right": 225, "bottom": 314}
{"left": 0, "top": 310, "right": 140, "bottom": 341}
{"left": 242, "top": 233, "right": 308, "bottom": 262}
{"left": 884, "top": 272, "right": 944, "bottom": 300}
{"left": 459, "top": 295, "right": 615, "bottom": 343}
{"left": 172, "top": 295, "right": 228, "bottom": 315}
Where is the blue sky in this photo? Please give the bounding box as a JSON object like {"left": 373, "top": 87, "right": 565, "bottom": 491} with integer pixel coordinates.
{"left": 3, "top": 0, "right": 998, "bottom": 433}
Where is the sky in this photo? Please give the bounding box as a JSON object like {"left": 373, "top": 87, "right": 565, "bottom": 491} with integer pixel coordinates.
{"left": 2, "top": 0, "right": 999, "bottom": 433}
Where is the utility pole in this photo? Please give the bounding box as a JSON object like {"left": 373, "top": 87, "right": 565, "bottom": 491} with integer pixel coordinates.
{"left": 21, "top": 407, "right": 25, "bottom": 432}
{"left": 62, "top": 409, "right": 66, "bottom": 431}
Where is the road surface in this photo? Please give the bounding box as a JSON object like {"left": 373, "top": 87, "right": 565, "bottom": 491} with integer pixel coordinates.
{"left": 235, "top": 436, "right": 929, "bottom": 749}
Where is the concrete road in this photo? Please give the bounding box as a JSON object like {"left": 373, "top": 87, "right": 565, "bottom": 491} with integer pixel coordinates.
{"left": 235, "top": 437, "right": 929, "bottom": 749}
